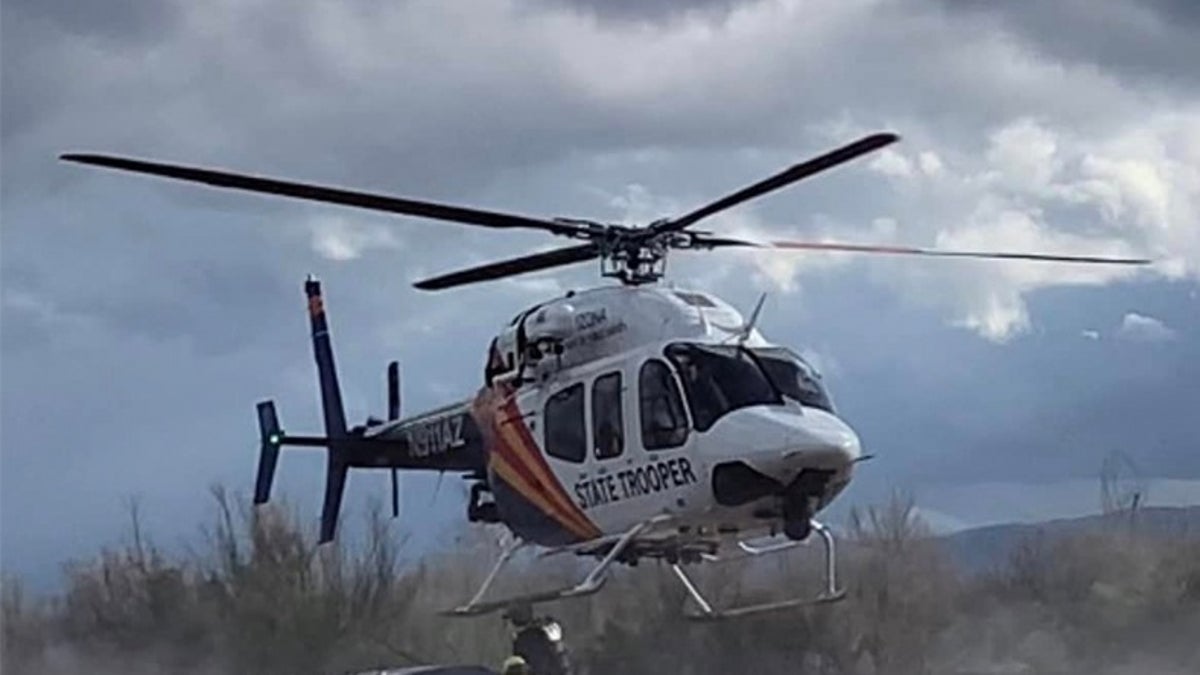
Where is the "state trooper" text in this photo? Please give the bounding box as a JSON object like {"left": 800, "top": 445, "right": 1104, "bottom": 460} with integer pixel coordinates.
{"left": 574, "top": 458, "right": 698, "bottom": 510}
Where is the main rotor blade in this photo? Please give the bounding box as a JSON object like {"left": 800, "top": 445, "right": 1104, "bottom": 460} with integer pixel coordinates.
{"left": 413, "top": 242, "right": 600, "bottom": 290}
{"left": 59, "top": 153, "right": 595, "bottom": 238}
{"left": 696, "top": 235, "right": 1153, "bottom": 265}
{"left": 656, "top": 132, "right": 900, "bottom": 234}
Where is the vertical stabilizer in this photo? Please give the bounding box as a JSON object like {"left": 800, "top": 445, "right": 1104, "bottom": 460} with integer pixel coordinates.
{"left": 305, "top": 276, "right": 349, "bottom": 543}
{"left": 307, "top": 276, "right": 348, "bottom": 439}
{"left": 387, "top": 360, "right": 401, "bottom": 517}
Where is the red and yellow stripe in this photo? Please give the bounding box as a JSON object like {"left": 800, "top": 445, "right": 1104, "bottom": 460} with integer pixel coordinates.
{"left": 475, "top": 385, "right": 601, "bottom": 541}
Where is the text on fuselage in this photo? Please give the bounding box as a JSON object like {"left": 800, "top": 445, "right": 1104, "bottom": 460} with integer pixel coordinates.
{"left": 574, "top": 308, "right": 607, "bottom": 331}
{"left": 404, "top": 414, "right": 465, "bottom": 458}
{"left": 574, "top": 458, "right": 698, "bottom": 510}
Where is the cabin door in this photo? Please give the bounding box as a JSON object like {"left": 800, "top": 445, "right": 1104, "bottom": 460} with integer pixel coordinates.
{"left": 625, "top": 357, "right": 705, "bottom": 520}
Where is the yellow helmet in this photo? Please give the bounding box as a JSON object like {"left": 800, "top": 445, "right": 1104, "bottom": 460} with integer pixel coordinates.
{"left": 501, "top": 654, "right": 529, "bottom": 674}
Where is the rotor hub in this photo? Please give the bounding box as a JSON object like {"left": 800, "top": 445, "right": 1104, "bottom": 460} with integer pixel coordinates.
{"left": 596, "top": 226, "right": 672, "bottom": 285}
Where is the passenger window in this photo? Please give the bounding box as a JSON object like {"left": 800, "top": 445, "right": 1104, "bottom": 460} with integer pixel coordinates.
{"left": 592, "top": 372, "right": 624, "bottom": 459}
{"left": 545, "top": 383, "right": 586, "bottom": 463}
{"left": 544, "top": 381, "right": 585, "bottom": 458}
{"left": 639, "top": 360, "right": 689, "bottom": 450}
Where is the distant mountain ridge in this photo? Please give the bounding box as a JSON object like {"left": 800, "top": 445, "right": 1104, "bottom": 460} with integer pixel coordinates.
{"left": 939, "top": 505, "right": 1200, "bottom": 574}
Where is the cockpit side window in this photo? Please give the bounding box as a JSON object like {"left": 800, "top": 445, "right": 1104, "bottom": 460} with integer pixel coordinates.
{"left": 638, "top": 360, "right": 689, "bottom": 450}
{"left": 666, "top": 343, "right": 782, "bottom": 431}
{"left": 544, "top": 383, "right": 586, "bottom": 463}
{"left": 592, "top": 372, "right": 624, "bottom": 459}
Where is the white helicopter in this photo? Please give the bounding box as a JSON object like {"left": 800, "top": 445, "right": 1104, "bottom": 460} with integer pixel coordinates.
{"left": 61, "top": 133, "right": 1148, "bottom": 620}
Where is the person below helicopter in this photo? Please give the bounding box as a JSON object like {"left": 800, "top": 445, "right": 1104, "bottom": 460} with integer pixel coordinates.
{"left": 504, "top": 604, "right": 573, "bottom": 675}
{"left": 501, "top": 655, "right": 530, "bottom": 675}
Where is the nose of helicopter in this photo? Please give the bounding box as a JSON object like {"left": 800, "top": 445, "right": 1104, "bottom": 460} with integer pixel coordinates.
{"left": 778, "top": 406, "right": 861, "bottom": 470}
{"left": 700, "top": 405, "right": 861, "bottom": 474}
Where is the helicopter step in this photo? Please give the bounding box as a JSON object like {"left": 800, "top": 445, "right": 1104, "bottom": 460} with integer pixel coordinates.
{"left": 445, "top": 514, "right": 672, "bottom": 617}
{"left": 672, "top": 519, "right": 845, "bottom": 621}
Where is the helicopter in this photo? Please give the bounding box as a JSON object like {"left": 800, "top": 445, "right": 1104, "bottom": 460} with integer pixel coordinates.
{"left": 60, "top": 132, "right": 1150, "bottom": 620}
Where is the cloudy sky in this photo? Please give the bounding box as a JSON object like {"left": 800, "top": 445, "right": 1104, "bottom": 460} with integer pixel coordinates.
{"left": 3, "top": 0, "right": 1198, "bottom": 587}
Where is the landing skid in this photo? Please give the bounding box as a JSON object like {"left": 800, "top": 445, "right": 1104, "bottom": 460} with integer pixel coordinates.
{"left": 672, "top": 519, "right": 845, "bottom": 621}
{"left": 445, "top": 514, "right": 671, "bottom": 617}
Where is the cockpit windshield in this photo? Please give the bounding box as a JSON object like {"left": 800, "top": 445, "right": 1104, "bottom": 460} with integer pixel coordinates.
{"left": 665, "top": 343, "right": 783, "bottom": 431}
{"left": 751, "top": 347, "right": 835, "bottom": 413}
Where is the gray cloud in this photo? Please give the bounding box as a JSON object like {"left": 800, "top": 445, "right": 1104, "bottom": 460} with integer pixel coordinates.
{"left": 0, "top": 0, "right": 182, "bottom": 142}
{"left": 940, "top": 0, "right": 1200, "bottom": 89}
{"left": 541, "top": 0, "right": 745, "bottom": 22}
{"left": 3, "top": 0, "right": 181, "bottom": 40}
{"left": 4, "top": 0, "right": 1168, "bottom": 203}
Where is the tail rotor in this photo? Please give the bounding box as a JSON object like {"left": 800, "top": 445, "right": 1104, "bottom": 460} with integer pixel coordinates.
{"left": 254, "top": 400, "right": 283, "bottom": 505}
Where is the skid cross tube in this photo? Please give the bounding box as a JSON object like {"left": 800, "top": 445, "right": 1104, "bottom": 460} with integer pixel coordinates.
{"left": 446, "top": 514, "right": 671, "bottom": 617}
{"left": 693, "top": 535, "right": 801, "bottom": 566}
{"left": 455, "top": 538, "right": 527, "bottom": 613}
{"left": 737, "top": 537, "right": 803, "bottom": 556}
{"left": 672, "top": 519, "right": 845, "bottom": 621}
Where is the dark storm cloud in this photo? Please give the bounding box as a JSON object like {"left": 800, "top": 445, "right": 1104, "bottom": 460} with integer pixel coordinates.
{"left": 941, "top": 0, "right": 1200, "bottom": 88}
{"left": 0, "top": 0, "right": 182, "bottom": 141}
{"left": 542, "top": 0, "right": 745, "bottom": 22}
{"left": 1146, "top": 0, "right": 1200, "bottom": 25}
{"left": 2, "top": 0, "right": 180, "bottom": 40}
{"left": 5, "top": 0, "right": 1192, "bottom": 198}
{"left": 3, "top": 0, "right": 1135, "bottom": 204}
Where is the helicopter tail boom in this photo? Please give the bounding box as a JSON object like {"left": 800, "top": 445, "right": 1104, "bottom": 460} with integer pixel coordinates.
{"left": 251, "top": 278, "right": 487, "bottom": 544}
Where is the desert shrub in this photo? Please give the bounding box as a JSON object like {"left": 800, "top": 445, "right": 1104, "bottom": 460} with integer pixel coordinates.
{"left": 3, "top": 575, "right": 53, "bottom": 673}
{"left": 5, "top": 489, "right": 1198, "bottom": 675}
